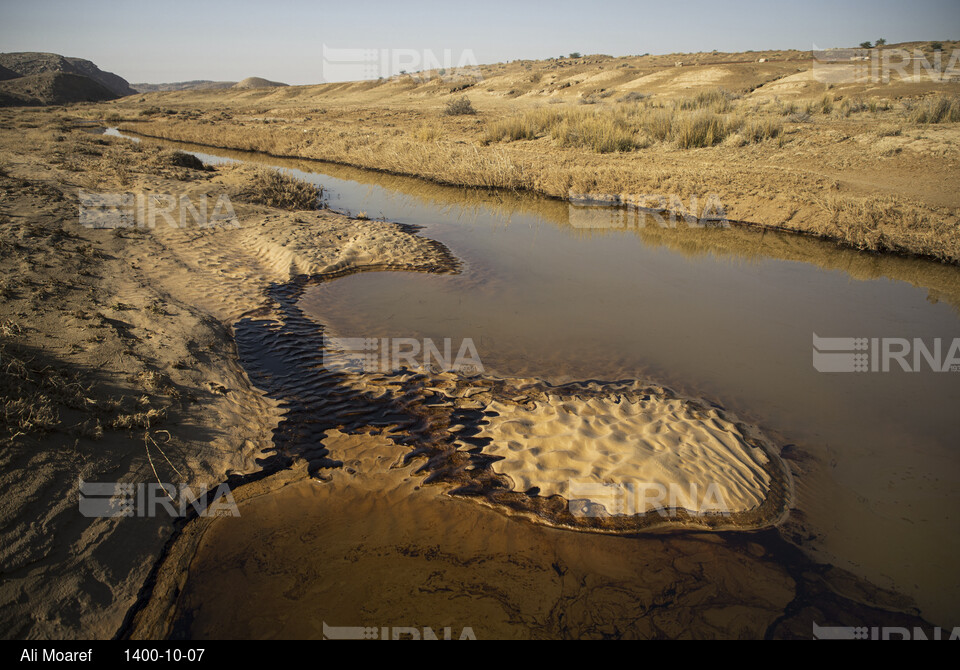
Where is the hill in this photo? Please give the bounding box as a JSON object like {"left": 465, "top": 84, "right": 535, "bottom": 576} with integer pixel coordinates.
{"left": 232, "top": 76, "right": 288, "bottom": 89}
{"left": 0, "top": 71, "right": 120, "bottom": 107}
{"left": 0, "top": 52, "right": 134, "bottom": 96}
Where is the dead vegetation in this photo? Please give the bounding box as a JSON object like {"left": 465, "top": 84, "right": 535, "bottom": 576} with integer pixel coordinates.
{"left": 484, "top": 91, "right": 784, "bottom": 151}
{"left": 239, "top": 168, "right": 327, "bottom": 210}
{"left": 94, "top": 51, "right": 960, "bottom": 263}
{"left": 444, "top": 96, "right": 477, "bottom": 116}
{"left": 909, "top": 94, "right": 960, "bottom": 124}
{"left": 0, "top": 339, "right": 172, "bottom": 447}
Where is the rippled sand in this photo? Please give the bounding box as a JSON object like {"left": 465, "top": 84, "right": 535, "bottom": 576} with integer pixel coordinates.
{"left": 472, "top": 393, "right": 772, "bottom": 516}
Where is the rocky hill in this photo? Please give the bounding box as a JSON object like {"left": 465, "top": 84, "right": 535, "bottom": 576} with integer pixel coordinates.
{"left": 0, "top": 71, "right": 120, "bottom": 107}
{"left": 0, "top": 52, "right": 134, "bottom": 96}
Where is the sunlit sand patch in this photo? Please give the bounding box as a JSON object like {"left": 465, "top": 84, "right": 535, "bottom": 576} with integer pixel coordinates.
{"left": 471, "top": 393, "right": 773, "bottom": 518}
{"left": 325, "top": 371, "right": 792, "bottom": 532}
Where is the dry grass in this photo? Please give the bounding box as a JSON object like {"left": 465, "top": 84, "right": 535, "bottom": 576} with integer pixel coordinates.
{"left": 553, "top": 109, "right": 638, "bottom": 153}
{"left": 804, "top": 94, "right": 834, "bottom": 115}
{"left": 485, "top": 107, "right": 561, "bottom": 142}
{"left": 734, "top": 117, "right": 784, "bottom": 144}
{"left": 671, "top": 109, "right": 739, "bottom": 148}
{"left": 814, "top": 193, "right": 959, "bottom": 261}
{"left": 240, "top": 168, "right": 326, "bottom": 210}
{"left": 444, "top": 96, "right": 477, "bottom": 116}
{"left": 910, "top": 95, "right": 960, "bottom": 124}
{"left": 485, "top": 99, "right": 745, "bottom": 151}
{"left": 677, "top": 88, "right": 738, "bottom": 113}
{"left": 0, "top": 343, "right": 91, "bottom": 443}
{"left": 112, "top": 76, "right": 960, "bottom": 263}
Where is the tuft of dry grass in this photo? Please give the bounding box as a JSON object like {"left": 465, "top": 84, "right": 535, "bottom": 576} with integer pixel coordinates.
{"left": 414, "top": 124, "right": 440, "bottom": 143}
{"left": 804, "top": 94, "right": 834, "bottom": 115}
{"left": 671, "top": 110, "right": 739, "bottom": 148}
{"left": 0, "top": 345, "right": 92, "bottom": 443}
{"left": 736, "top": 117, "right": 784, "bottom": 144}
{"left": 910, "top": 95, "right": 960, "bottom": 124}
{"left": 485, "top": 107, "right": 561, "bottom": 142}
{"left": 552, "top": 110, "right": 637, "bottom": 153}
{"left": 677, "top": 88, "right": 737, "bottom": 113}
{"left": 240, "top": 168, "right": 326, "bottom": 210}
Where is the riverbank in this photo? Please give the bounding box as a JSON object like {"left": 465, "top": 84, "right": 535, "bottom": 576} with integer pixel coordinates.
{"left": 0, "top": 108, "right": 455, "bottom": 638}
{"left": 92, "top": 49, "right": 960, "bottom": 263}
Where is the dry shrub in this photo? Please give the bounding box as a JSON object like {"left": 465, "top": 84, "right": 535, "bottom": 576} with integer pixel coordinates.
{"left": 240, "top": 169, "right": 325, "bottom": 210}
{"left": 165, "top": 150, "right": 207, "bottom": 170}
{"left": 444, "top": 96, "right": 477, "bottom": 116}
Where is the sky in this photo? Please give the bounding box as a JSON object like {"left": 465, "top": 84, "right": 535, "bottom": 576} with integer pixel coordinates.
{"left": 0, "top": 0, "right": 957, "bottom": 84}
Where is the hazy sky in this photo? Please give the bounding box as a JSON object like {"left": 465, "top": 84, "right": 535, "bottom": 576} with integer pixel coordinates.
{"left": 1, "top": 0, "right": 957, "bottom": 84}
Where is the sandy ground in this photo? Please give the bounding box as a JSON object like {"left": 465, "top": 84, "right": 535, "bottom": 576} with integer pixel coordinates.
{"left": 0, "top": 111, "right": 452, "bottom": 638}
{"left": 126, "top": 429, "right": 927, "bottom": 640}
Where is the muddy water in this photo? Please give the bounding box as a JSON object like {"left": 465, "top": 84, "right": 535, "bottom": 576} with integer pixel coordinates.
{"left": 298, "top": 170, "right": 960, "bottom": 626}
{"left": 109, "top": 130, "right": 960, "bottom": 634}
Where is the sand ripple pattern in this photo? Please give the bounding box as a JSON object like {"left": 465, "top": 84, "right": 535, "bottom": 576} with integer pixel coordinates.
{"left": 472, "top": 394, "right": 772, "bottom": 516}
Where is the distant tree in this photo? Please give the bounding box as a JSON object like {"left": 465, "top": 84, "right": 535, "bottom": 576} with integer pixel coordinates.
{"left": 875, "top": 38, "right": 887, "bottom": 47}
{"left": 859, "top": 41, "right": 873, "bottom": 49}
{"left": 930, "top": 41, "right": 943, "bottom": 51}
{"left": 569, "top": 52, "right": 582, "bottom": 59}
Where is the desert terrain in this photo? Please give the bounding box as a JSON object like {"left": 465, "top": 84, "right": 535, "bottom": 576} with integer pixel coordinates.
{"left": 1, "top": 41, "right": 959, "bottom": 640}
